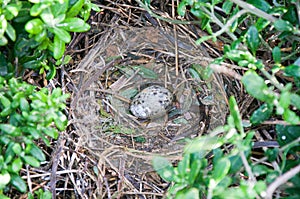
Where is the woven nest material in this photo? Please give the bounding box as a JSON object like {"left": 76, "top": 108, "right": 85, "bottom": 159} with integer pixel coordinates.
{"left": 71, "top": 26, "right": 228, "bottom": 173}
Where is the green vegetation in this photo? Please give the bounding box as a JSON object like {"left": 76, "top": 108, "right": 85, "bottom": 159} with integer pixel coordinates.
{"left": 151, "top": 0, "right": 300, "bottom": 198}
{"left": 0, "top": 77, "right": 69, "bottom": 197}
{"left": 0, "top": 0, "right": 99, "bottom": 78}
{"left": 0, "top": 0, "right": 97, "bottom": 197}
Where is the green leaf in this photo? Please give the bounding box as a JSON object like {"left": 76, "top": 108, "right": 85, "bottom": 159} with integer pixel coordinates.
{"left": 20, "top": 97, "right": 30, "bottom": 112}
{"left": 34, "top": 189, "right": 52, "bottom": 199}
{"left": 212, "top": 157, "right": 231, "bottom": 183}
{"left": 132, "top": 65, "right": 158, "bottom": 79}
{"left": 184, "top": 136, "right": 223, "bottom": 154}
{"left": 250, "top": 103, "right": 273, "bottom": 125}
{"left": 246, "top": 26, "right": 260, "bottom": 55}
{"left": 30, "top": 3, "right": 50, "bottom": 16}
{"left": 5, "top": 23, "right": 16, "bottom": 41}
{"left": 229, "top": 96, "right": 244, "bottom": 135}
{"left": 0, "top": 53, "right": 9, "bottom": 75}
{"left": 272, "top": 47, "right": 281, "bottom": 64}
{"left": 276, "top": 125, "right": 300, "bottom": 147}
{"left": 5, "top": 142, "right": 15, "bottom": 164}
{"left": 176, "top": 188, "right": 200, "bottom": 199}
{"left": 53, "top": 34, "right": 65, "bottom": 59}
{"left": 266, "top": 171, "right": 280, "bottom": 185}
{"left": 27, "top": 113, "right": 39, "bottom": 123}
{"left": 177, "top": 1, "right": 187, "bottom": 16}
{"left": 189, "top": 67, "right": 201, "bottom": 80}
{"left": 62, "top": 54, "right": 72, "bottom": 65}
{"left": 0, "top": 95, "right": 11, "bottom": 107}
{"left": 54, "top": 111, "right": 67, "bottom": 131}
{"left": 254, "top": 181, "right": 267, "bottom": 195}
{"left": 23, "top": 59, "right": 42, "bottom": 69}
{"left": 279, "top": 90, "right": 290, "bottom": 109}
{"left": 1, "top": 106, "right": 12, "bottom": 116}
{"left": 225, "top": 50, "right": 256, "bottom": 64}
{"left": 10, "top": 113, "right": 23, "bottom": 126}
{"left": 191, "top": 5, "right": 208, "bottom": 19}
{"left": 51, "top": 87, "right": 62, "bottom": 98}
{"left": 29, "top": 144, "right": 46, "bottom": 162}
{"left": 58, "top": 18, "right": 90, "bottom": 32}
{"left": 200, "top": 17, "right": 210, "bottom": 32}
{"left": 222, "top": 1, "right": 233, "bottom": 14}
{"left": 91, "top": 3, "right": 101, "bottom": 12}
{"left": 6, "top": 4, "right": 20, "bottom": 17}
{"left": 28, "top": 0, "right": 40, "bottom": 3}
{"left": 265, "top": 148, "right": 279, "bottom": 162}
{"left": 66, "top": 0, "right": 84, "bottom": 17}
{"left": 12, "top": 143, "right": 22, "bottom": 154}
{"left": 46, "top": 63, "right": 57, "bottom": 80}
{"left": 241, "top": 71, "right": 274, "bottom": 102}
{"left": 50, "top": 1, "right": 68, "bottom": 17}
{"left": 0, "top": 16, "right": 8, "bottom": 35}
{"left": 12, "top": 92, "right": 24, "bottom": 108}
{"left": 28, "top": 193, "right": 34, "bottom": 199}
{"left": 0, "top": 36, "right": 8, "bottom": 46}
{"left": 246, "top": 0, "right": 271, "bottom": 12}
{"left": 190, "top": 64, "right": 213, "bottom": 80}
{"left": 2, "top": 108, "right": 11, "bottom": 119}
{"left": 43, "top": 127, "right": 59, "bottom": 139}
{"left": 52, "top": 14, "right": 66, "bottom": 26}
{"left": 0, "top": 124, "right": 17, "bottom": 135}
{"left": 228, "top": 155, "right": 243, "bottom": 174}
{"left": 274, "top": 20, "right": 293, "bottom": 32}
{"left": 11, "top": 174, "right": 27, "bottom": 192}
{"left": 252, "top": 164, "right": 271, "bottom": 176}
{"left": 177, "top": 153, "right": 189, "bottom": 177}
{"left": 230, "top": 19, "right": 238, "bottom": 33}
{"left": 51, "top": 27, "right": 70, "bottom": 43}
{"left": 188, "top": 158, "right": 201, "bottom": 184}
{"left": 0, "top": 171, "right": 11, "bottom": 190}
{"left": 255, "top": 18, "right": 270, "bottom": 31}
{"left": 282, "top": 5, "right": 298, "bottom": 24}
{"left": 40, "top": 7, "right": 54, "bottom": 26}
{"left": 34, "top": 29, "right": 47, "bottom": 42}
{"left": 284, "top": 64, "right": 300, "bottom": 78}
{"left": 213, "top": 148, "right": 223, "bottom": 165}
{"left": 11, "top": 158, "right": 23, "bottom": 173}
{"left": 283, "top": 109, "right": 300, "bottom": 124}
{"left": 290, "top": 93, "right": 300, "bottom": 109}
{"left": 152, "top": 156, "right": 174, "bottom": 182}
{"left": 196, "top": 35, "right": 213, "bottom": 45}
{"left": 22, "top": 155, "right": 40, "bottom": 167}
{"left": 25, "top": 18, "right": 44, "bottom": 35}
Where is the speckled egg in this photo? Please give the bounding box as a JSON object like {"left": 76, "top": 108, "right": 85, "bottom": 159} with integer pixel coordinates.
{"left": 130, "top": 85, "right": 173, "bottom": 119}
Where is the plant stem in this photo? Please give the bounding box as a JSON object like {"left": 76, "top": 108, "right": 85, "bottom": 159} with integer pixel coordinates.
{"left": 265, "top": 164, "right": 300, "bottom": 199}
{"left": 201, "top": 6, "right": 238, "bottom": 41}
{"left": 230, "top": 0, "right": 278, "bottom": 22}
{"left": 260, "top": 68, "right": 285, "bottom": 91}
{"left": 210, "top": 9, "right": 247, "bottom": 40}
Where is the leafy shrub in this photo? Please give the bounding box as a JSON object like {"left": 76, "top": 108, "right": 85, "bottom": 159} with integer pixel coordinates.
{"left": 0, "top": 77, "right": 69, "bottom": 196}
{"left": 0, "top": 0, "right": 98, "bottom": 197}
{"left": 0, "top": 0, "right": 99, "bottom": 78}
{"left": 153, "top": 97, "right": 267, "bottom": 199}
{"left": 147, "top": 0, "right": 300, "bottom": 198}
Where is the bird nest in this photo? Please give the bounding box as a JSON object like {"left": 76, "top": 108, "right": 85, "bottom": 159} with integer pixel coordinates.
{"left": 71, "top": 26, "right": 228, "bottom": 173}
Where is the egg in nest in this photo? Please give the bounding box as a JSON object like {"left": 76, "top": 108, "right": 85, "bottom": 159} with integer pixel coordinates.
{"left": 130, "top": 85, "right": 173, "bottom": 119}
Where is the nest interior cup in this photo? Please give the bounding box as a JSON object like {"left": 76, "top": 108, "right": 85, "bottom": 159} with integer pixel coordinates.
{"left": 72, "top": 26, "right": 228, "bottom": 173}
